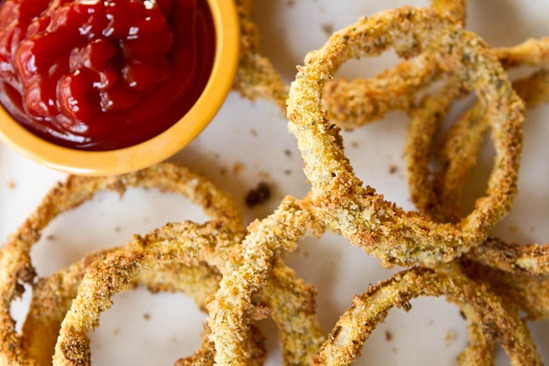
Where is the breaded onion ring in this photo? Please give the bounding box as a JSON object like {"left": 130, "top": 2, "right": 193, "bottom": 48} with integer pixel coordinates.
{"left": 0, "top": 162, "right": 241, "bottom": 364}
{"left": 323, "top": 52, "right": 449, "bottom": 130}
{"left": 232, "top": 0, "right": 288, "bottom": 109}
{"left": 403, "top": 40, "right": 549, "bottom": 277}
{"left": 461, "top": 259, "right": 549, "bottom": 322}
{"left": 234, "top": 0, "right": 467, "bottom": 114}
{"left": 322, "top": 1, "right": 467, "bottom": 129}
{"left": 468, "top": 238, "right": 549, "bottom": 276}
{"left": 314, "top": 266, "right": 542, "bottom": 365}
{"left": 49, "top": 225, "right": 257, "bottom": 365}
{"left": 207, "top": 196, "right": 324, "bottom": 365}
{"left": 52, "top": 221, "right": 324, "bottom": 365}
{"left": 287, "top": 6, "right": 524, "bottom": 267}
{"left": 24, "top": 248, "right": 255, "bottom": 366}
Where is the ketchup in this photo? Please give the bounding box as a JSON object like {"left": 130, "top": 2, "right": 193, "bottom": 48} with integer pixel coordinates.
{"left": 0, "top": 0, "right": 215, "bottom": 150}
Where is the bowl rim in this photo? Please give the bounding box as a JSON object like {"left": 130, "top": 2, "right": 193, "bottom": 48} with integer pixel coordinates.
{"left": 0, "top": 0, "right": 240, "bottom": 176}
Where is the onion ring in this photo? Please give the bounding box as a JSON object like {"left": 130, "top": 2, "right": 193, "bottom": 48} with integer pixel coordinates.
{"left": 313, "top": 266, "right": 542, "bottom": 365}
{"left": 323, "top": 52, "right": 449, "bottom": 130}
{"left": 322, "top": 1, "right": 467, "bottom": 129}
{"left": 400, "top": 38, "right": 549, "bottom": 358}
{"left": 49, "top": 224, "right": 259, "bottom": 365}
{"left": 468, "top": 237, "right": 549, "bottom": 276}
{"left": 207, "top": 196, "right": 324, "bottom": 365}
{"left": 322, "top": 38, "right": 547, "bottom": 132}
{"left": 461, "top": 260, "right": 549, "bottom": 322}
{"left": 232, "top": 0, "right": 289, "bottom": 109}
{"left": 287, "top": 6, "right": 524, "bottom": 266}
{"left": 402, "top": 39, "right": 549, "bottom": 276}
{"left": 0, "top": 162, "right": 242, "bottom": 364}
{"left": 23, "top": 248, "right": 236, "bottom": 365}
{"left": 234, "top": 0, "right": 467, "bottom": 114}
{"left": 422, "top": 67, "right": 549, "bottom": 222}
{"left": 52, "top": 220, "right": 324, "bottom": 365}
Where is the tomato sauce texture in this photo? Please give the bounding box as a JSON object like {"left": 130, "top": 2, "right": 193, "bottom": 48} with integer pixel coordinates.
{"left": 0, "top": 0, "right": 215, "bottom": 150}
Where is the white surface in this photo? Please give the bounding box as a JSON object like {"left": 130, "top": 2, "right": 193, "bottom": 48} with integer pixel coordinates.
{"left": 1, "top": 0, "right": 549, "bottom": 364}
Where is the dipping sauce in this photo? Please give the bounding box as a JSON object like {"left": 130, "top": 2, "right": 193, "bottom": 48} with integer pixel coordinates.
{"left": 0, "top": 0, "right": 215, "bottom": 150}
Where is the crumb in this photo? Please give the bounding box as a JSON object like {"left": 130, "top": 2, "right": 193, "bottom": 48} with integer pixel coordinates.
{"left": 46, "top": 235, "right": 56, "bottom": 241}
{"left": 444, "top": 330, "right": 457, "bottom": 346}
{"left": 284, "top": 169, "right": 292, "bottom": 175}
{"left": 509, "top": 225, "right": 518, "bottom": 233}
{"left": 529, "top": 225, "right": 536, "bottom": 232}
{"left": 321, "top": 23, "right": 334, "bottom": 37}
{"left": 286, "top": 0, "right": 294, "bottom": 6}
{"left": 351, "top": 141, "right": 359, "bottom": 148}
{"left": 391, "top": 347, "right": 397, "bottom": 353}
{"left": 284, "top": 149, "right": 292, "bottom": 157}
{"left": 303, "top": 251, "right": 310, "bottom": 258}
{"left": 113, "top": 327, "right": 120, "bottom": 335}
{"left": 7, "top": 180, "right": 16, "bottom": 189}
{"left": 250, "top": 129, "right": 258, "bottom": 137}
{"left": 389, "top": 165, "right": 398, "bottom": 174}
{"left": 251, "top": 301, "right": 270, "bottom": 321}
{"left": 259, "top": 171, "right": 271, "bottom": 179}
{"left": 385, "top": 330, "right": 393, "bottom": 342}
{"left": 143, "top": 313, "right": 151, "bottom": 320}
{"left": 245, "top": 182, "right": 271, "bottom": 207}
{"left": 114, "top": 226, "right": 121, "bottom": 233}
{"left": 233, "top": 162, "right": 244, "bottom": 174}
{"left": 220, "top": 168, "right": 227, "bottom": 176}
{"left": 214, "top": 152, "right": 220, "bottom": 159}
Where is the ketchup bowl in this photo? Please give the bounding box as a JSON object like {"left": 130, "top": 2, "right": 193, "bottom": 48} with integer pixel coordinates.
{"left": 0, "top": 0, "right": 239, "bottom": 175}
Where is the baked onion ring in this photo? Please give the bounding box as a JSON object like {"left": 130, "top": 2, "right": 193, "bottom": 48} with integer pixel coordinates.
{"left": 234, "top": 0, "right": 468, "bottom": 114}
{"left": 322, "top": 37, "right": 547, "bottom": 132}
{"left": 50, "top": 224, "right": 254, "bottom": 365}
{"left": 322, "top": 1, "right": 467, "bottom": 129}
{"left": 0, "top": 162, "right": 241, "bottom": 364}
{"left": 313, "top": 266, "right": 542, "bottom": 365}
{"left": 287, "top": 6, "right": 524, "bottom": 267}
{"left": 323, "top": 51, "right": 449, "bottom": 130}
{"left": 24, "top": 248, "right": 247, "bottom": 366}
{"left": 461, "top": 259, "right": 549, "bottom": 322}
{"left": 232, "top": 0, "right": 288, "bottom": 109}
{"left": 403, "top": 39, "right": 549, "bottom": 276}
{"left": 468, "top": 237, "right": 549, "bottom": 276}
{"left": 52, "top": 221, "right": 324, "bottom": 365}
{"left": 207, "top": 196, "right": 324, "bottom": 365}
{"left": 422, "top": 67, "right": 549, "bottom": 222}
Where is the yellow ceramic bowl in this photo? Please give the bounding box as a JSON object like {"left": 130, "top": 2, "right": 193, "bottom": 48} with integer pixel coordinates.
{"left": 0, "top": 0, "right": 239, "bottom": 176}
